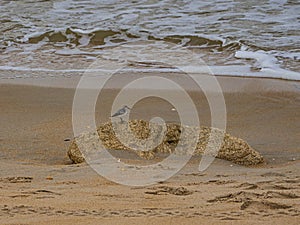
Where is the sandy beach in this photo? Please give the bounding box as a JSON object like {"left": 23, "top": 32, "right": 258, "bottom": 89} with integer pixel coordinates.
{"left": 0, "top": 76, "right": 299, "bottom": 224}
{"left": 1, "top": 1, "right": 299, "bottom": 224}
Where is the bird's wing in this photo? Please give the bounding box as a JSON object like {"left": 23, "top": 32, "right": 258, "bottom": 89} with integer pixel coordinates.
{"left": 111, "top": 108, "right": 125, "bottom": 117}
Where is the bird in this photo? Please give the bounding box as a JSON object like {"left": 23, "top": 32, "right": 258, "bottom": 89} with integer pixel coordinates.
{"left": 110, "top": 105, "right": 131, "bottom": 123}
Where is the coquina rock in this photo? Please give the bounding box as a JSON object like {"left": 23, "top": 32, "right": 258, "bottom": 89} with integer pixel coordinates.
{"left": 68, "top": 120, "right": 264, "bottom": 166}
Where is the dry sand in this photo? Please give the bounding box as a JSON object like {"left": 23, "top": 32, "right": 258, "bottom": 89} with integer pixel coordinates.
{"left": 0, "top": 75, "right": 299, "bottom": 224}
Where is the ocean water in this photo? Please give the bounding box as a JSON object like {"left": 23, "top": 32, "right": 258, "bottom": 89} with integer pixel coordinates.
{"left": 0, "top": 0, "right": 299, "bottom": 80}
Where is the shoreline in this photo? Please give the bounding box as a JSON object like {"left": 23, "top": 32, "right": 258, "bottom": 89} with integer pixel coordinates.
{"left": 1, "top": 72, "right": 300, "bottom": 93}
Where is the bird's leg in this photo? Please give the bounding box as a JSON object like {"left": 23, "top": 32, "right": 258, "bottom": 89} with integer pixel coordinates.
{"left": 120, "top": 117, "right": 124, "bottom": 123}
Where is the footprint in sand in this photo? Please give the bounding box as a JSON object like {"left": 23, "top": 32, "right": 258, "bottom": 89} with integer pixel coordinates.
{"left": 145, "top": 186, "right": 193, "bottom": 196}
{"left": 240, "top": 200, "right": 291, "bottom": 210}
{"left": 0, "top": 177, "right": 33, "bottom": 183}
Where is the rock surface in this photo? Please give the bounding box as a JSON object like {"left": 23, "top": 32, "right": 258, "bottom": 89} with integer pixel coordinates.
{"left": 68, "top": 120, "right": 264, "bottom": 166}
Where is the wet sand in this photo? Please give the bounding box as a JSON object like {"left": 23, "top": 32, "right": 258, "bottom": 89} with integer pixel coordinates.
{"left": 0, "top": 75, "right": 299, "bottom": 224}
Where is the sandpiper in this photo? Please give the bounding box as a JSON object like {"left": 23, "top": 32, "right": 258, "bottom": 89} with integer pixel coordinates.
{"left": 110, "top": 105, "right": 131, "bottom": 123}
